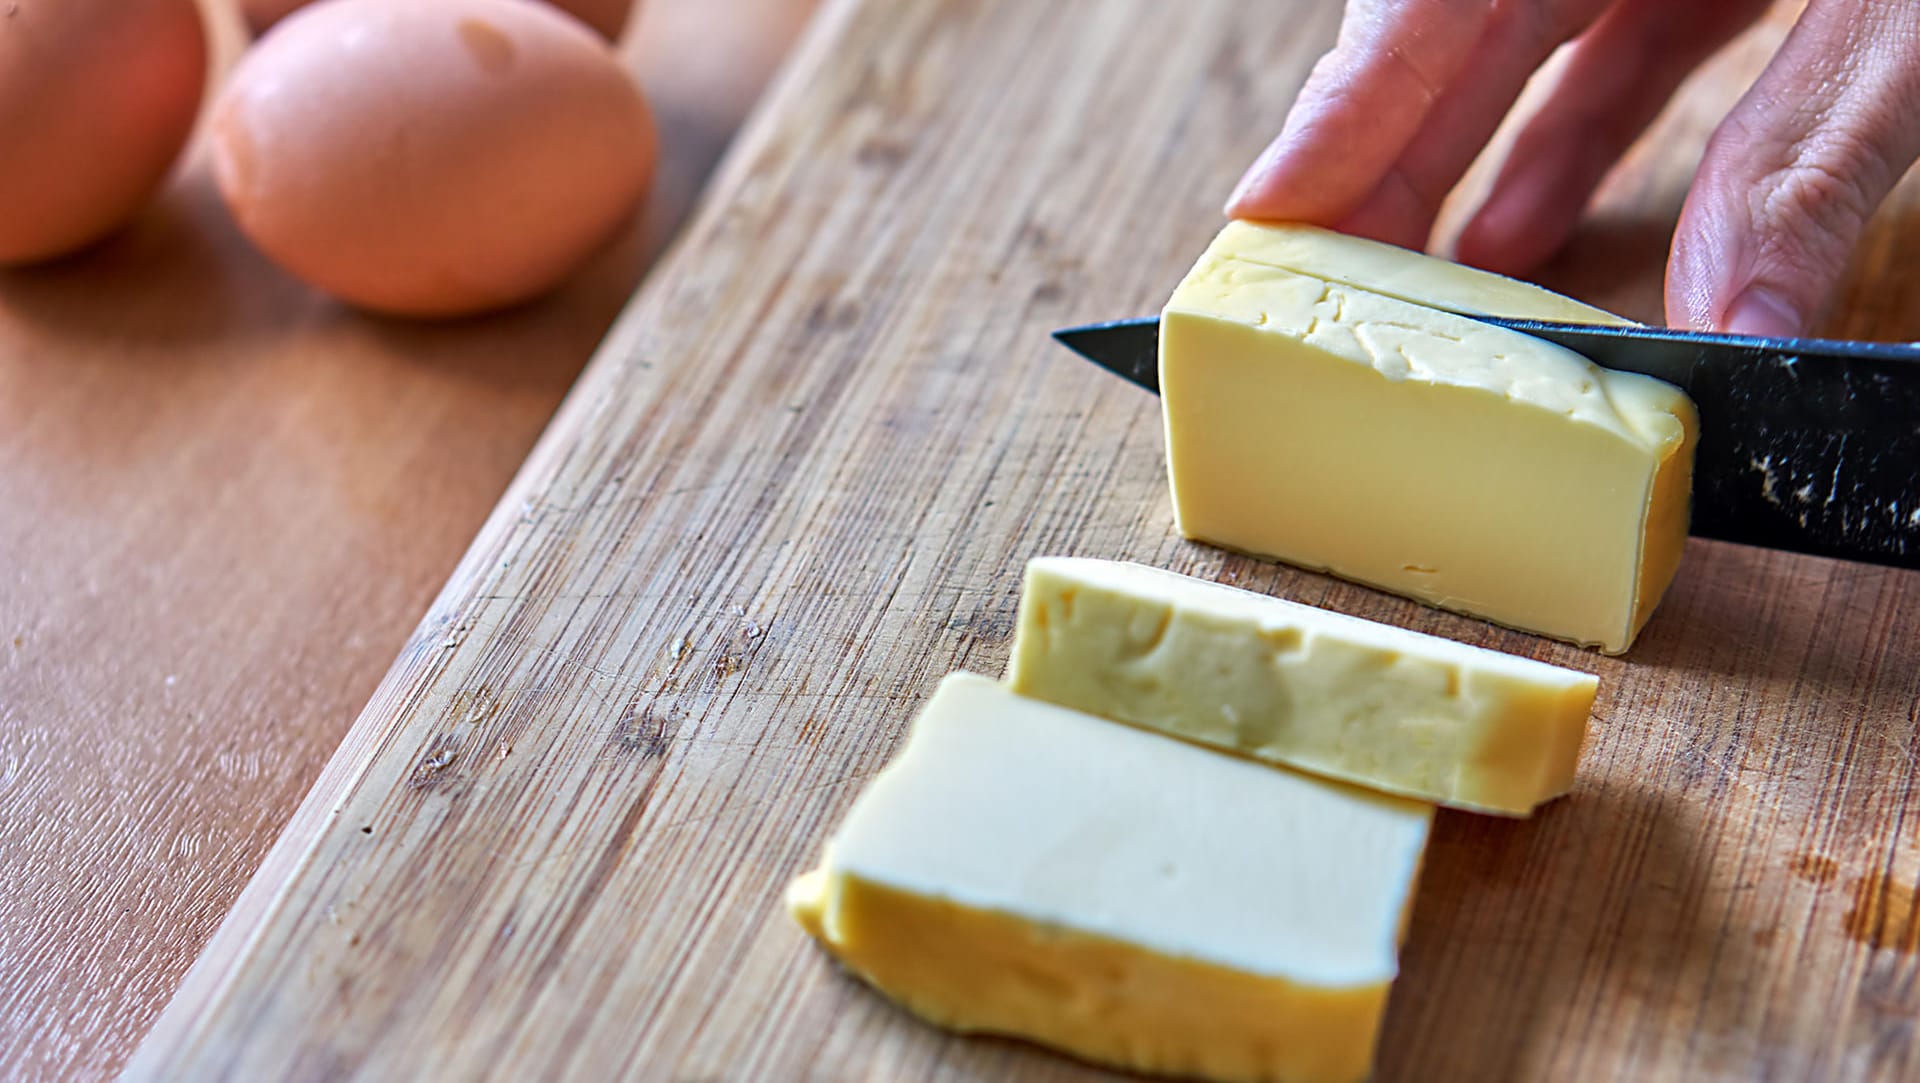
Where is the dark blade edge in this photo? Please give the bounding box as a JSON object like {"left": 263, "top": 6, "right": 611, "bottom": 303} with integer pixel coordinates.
{"left": 1052, "top": 318, "right": 1161, "bottom": 394}
{"left": 1053, "top": 316, "right": 1920, "bottom": 571}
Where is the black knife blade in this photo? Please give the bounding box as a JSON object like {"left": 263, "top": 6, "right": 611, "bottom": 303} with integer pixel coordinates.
{"left": 1053, "top": 316, "right": 1920, "bottom": 570}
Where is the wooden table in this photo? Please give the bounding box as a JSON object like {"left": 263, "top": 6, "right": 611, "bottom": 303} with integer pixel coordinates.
{"left": 17, "top": 0, "right": 1920, "bottom": 1079}
{"left": 0, "top": 1, "right": 815, "bottom": 1077}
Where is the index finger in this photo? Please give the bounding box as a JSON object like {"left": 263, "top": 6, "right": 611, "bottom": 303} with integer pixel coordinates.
{"left": 1227, "top": 0, "right": 1492, "bottom": 223}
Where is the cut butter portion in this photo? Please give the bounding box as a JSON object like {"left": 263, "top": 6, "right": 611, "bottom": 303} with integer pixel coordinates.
{"left": 1006, "top": 557, "right": 1596, "bottom": 815}
{"left": 789, "top": 672, "right": 1432, "bottom": 1083}
{"left": 1162, "top": 222, "right": 1697, "bottom": 653}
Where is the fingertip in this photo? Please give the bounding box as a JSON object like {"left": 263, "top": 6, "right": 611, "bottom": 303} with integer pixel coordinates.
{"left": 1329, "top": 168, "right": 1440, "bottom": 252}
{"left": 1224, "top": 114, "right": 1367, "bottom": 224}
{"left": 1663, "top": 189, "right": 1727, "bottom": 330}
{"left": 1665, "top": 171, "right": 1816, "bottom": 334}
{"left": 1720, "top": 285, "right": 1804, "bottom": 338}
{"left": 1223, "top": 137, "right": 1328, "bottom": 222}
{"left": 1225, "top": 138, "right": 1280, "bottom": 219}
{"left": 1224, "top": 167, "right": 1273, "bottom": 220}
{"left": 1454, "top": 158, "right": 1582, "bottom": 277}
{"left": 1663, "top": 0, "right": 1920, "bottom": 332}
{"left": 1224, "top": 6, "right": 1490, "bottom": 227}
{"left": 1454, "top": 191, "right": 1549, "bottom": 277}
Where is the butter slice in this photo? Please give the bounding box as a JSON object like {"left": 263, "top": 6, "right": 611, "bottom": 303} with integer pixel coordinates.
{"left": 1162, "top": 222, "right": 1697, "bottom": 653}
{"left": 790, "top": 672, "right": 1431, "bottom": 1083}
{"left": 1006, "top": 557, "right": 1595, "bottom": 814}
{"left": 1205, "top": 221, "right": 1635, "bottom": 326}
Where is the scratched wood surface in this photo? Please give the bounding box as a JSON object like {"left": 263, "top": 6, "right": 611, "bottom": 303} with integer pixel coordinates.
{"left": 127, "top": 1, "right": 1920, "bottom": 1079}
{"left": 0, "top": 1, "right": 815, "bottom": 1079}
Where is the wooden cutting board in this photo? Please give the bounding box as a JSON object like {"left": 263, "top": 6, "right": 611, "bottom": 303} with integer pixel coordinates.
{"left": 127, "top": 0, "right": 1920, "bottom": 1078}
{"left": 0, "top": 2, "right": 813, "bottom": 1077}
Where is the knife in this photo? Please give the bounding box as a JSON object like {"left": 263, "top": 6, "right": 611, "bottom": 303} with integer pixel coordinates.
{"left": 1053, "top": 315, "right": 1920, "bottom": 570}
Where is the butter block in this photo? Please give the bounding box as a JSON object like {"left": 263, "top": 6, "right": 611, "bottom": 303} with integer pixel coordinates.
{"left": 1161, "top": 222, "right": 1697, "bottom": 653}
{"left": 1006, "top": 557, "right": 1596, "bottom": 815}
{"left": 790, "top": 672, "right": 1432, "bottom": 1083}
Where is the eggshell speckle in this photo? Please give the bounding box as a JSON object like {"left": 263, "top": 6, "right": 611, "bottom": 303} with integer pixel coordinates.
{"left": 0, "top": 0, "right": 208, "bottom": 264}
{"left": 212, "top": 0, "right": 657, "bottom": 317}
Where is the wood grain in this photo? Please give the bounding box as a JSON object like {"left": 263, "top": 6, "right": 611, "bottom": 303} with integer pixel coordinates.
{"left": 0, "top": 1, "right": 815, "bottom": 1078}
{"left": 129, "top": 0, "right": 1920, "bottom": 1079}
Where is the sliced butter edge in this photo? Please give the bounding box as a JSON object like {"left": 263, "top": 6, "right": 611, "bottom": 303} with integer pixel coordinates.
{"left": 1216, "top": 219, "right": 1636, "bottom": 327}
{"left": 1006, "top": 556, "right": 1598, "bottom": 815}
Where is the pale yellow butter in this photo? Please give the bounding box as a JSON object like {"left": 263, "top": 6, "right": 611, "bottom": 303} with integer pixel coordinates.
{"left": 789, "top": 672, "right": 1432, "bottom": 1083}
{"left": 1203, "top": 220, "right": 1634, "bottom": 326}
{"left": 1161, "top": 222, "right": 1697, "bottom": 653}
{"left": 1006, "top": 556, "right": 1596, "bottom": 815}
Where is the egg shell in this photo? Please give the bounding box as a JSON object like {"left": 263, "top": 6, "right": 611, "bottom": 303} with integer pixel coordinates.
{"left": 241, "top": 0, "right": 633, "bottom": 42}
{"left": 237, "top": 0, "right": 315, "bottom": 33}
{"left": 0, "top": 0, "right": 208, "bottom": 265}
{"left": 548, "top": 0, "right": 633, "bottom": 40}
{"left": 213, "top": 0, "right": 657, "bottom": 317}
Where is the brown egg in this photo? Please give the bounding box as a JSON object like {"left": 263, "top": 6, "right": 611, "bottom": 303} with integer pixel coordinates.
{"left": 545, "top": 0, "right": 633, "bottom": 41}
{"left": 236, "top": 0, "right": 313, "bottom": 33}
{"left": 212, "top": 0, "right": 657, "bottom": 318}
{"left": 240, "top": 0, "right": 634, "bottom": 42}
{"left": 0, "top": 0, "right": 208, "bottom": 265}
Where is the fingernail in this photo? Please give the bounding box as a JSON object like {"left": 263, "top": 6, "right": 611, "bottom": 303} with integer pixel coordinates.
{"left": 1721, "top": 286, "right": 1802, "bottom": 338}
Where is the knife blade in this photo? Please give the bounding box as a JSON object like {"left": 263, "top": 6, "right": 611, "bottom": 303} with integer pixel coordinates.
{"left": 1053, "top": 315, "right": 1920, "bottom": 570}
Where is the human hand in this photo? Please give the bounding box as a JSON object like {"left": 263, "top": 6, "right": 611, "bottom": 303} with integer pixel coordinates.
{"left": 1226, "top": 0, "right": 1920, "bottom": 337}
